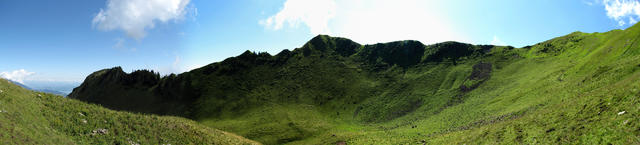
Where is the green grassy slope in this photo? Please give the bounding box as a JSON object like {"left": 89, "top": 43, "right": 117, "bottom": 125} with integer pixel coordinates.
{"left": 70, "top": 24, "right": 640, "bottom": 144}
{"left": 328, "top": 27, "right": 640, "bottom": 144}
{"left": 0, "top": 78, "right": 259, "bottom": 145}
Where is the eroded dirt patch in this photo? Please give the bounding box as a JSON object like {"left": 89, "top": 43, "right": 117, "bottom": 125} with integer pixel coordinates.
{"left": 460, "top": 62, "right": 492, "bottom": 92}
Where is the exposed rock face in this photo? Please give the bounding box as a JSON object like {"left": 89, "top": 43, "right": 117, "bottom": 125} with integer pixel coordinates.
{"left": 460, "top": 62, "right": 493, "bottom": 92}
{"left": 468, "top": 62, "right": 493, "bottom": 80}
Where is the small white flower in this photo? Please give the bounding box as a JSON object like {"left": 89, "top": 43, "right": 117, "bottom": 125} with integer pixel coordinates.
{"left": 618, "top": 111, "right": 626, "bottom": 115}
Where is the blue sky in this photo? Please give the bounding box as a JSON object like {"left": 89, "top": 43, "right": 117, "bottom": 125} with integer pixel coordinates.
{"left": 0, "top": 0, "right": 637, "bottom": 84}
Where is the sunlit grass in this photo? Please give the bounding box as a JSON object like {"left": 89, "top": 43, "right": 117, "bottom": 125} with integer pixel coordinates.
{"left": 64, "top": 25, "right": 640, "bottom": 144}
{"left": 0, "top": 78, "right": 259, "bottom": 145}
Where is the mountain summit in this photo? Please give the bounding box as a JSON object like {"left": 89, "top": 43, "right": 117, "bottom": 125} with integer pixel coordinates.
{"left": 70, "top": 25, "right": 640, "bottom": 144}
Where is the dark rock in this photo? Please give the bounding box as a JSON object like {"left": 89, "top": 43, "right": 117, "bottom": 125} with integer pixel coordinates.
{"left": 460, "top": 62, "right": 492, "bottom": 92}
{"left": 545, "top": 128, "right": 555, "bottom": 133}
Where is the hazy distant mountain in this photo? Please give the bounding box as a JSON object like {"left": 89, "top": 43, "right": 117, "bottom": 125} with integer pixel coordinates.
{"left": 3, "top": 80, "right": 78, "bottom": 96}
{"left": 35, "top": 89, "right": 68, "bottom": 96}
{"left": 23, "top": 80, "right": 79, "bottom": 96}
{"left": 7, "top": 80, "right": 31, "bottom": 90}
{"left": 70, "top": 25, "right": 640, "bottom": 144}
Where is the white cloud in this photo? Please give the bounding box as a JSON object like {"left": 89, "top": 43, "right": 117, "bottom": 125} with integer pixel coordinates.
{"left": 111, "top": 37, "right": 138, "bottom": 51}
{"left": 259, "top": 0, "right": 337, "bottom": 35}
{"left": 603, "top": 0, "right": 640, "bottom": 26}
{"left": 584, "top": 0, "right": 600, "bottom": 6}
{"left": 585, "top": 1, "right": 595, "bottom": 6}
{"left": 92, "top": 0, "right": 192, "bottom": 39}
{"left": 261, "top": 0, "right": 468, "bottom": 44}
{"left": 172, "top": 55, "right": 181, "bottom": 67}
{"left": 333, "top": 0, "right": 467, "bottom": 44}
{"left": 113, "top": 37, "right": 125, "bottom": 48}
{"left": 490, "top": 36, "right": 507, "bottom": 46}
{"left": 154, "top": 55, "right": 192, "bottom": 75}
{"left": 0, "top": 69, "right": 35, "bottom": 84}
{"left": 630, "top": 16, "right": 638, "bottom": 24}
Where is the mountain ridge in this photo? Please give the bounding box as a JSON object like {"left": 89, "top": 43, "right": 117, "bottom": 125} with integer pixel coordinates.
{"left": 69, "top": 34, "right": 502, "bottom": 118}
{"left": 69, "top": 24, "right": 640, "bottom": 144}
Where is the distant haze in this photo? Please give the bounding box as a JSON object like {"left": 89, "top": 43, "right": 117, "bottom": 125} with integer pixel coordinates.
{"left": 23, "top": 80, "right": 80, "bottom": 96}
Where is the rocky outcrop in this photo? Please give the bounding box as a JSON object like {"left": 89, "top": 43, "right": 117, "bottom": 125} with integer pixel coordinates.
{"left": 460, "top": 62, "right": 493, "bottom": 92}
{"left": 69, "top": 67, "right": 194, "bottom": 116}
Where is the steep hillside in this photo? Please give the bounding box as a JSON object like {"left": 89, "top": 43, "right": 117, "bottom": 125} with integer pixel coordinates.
{"left": 68, "top": 68, "right": 195, "bottom": 116}
{"left": 71, "top": 24, "right": 640, "bottom": 144}
{"left": 0, "top": 78, "right": 259, "bottom": 144}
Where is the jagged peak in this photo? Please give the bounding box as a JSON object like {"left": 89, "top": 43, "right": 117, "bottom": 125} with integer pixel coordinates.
{"left": 298, "top": 35, "right": 361, "bottom": 57}
{"left": 366, "top": 39, "right": 424, "bottom": 46}
{"left": 88, "top": 66, "right": 125, "bottom": 78}
{"left": 428, "top": 41, "right": 474, "bottom": 48}
{"left": 80, "top": 66, "right": 160, "bottom": 86}
{"left": 234, "top": 50, "right": 272, "bottom": 59}
{"left": 275, "top": 49, "right": 292, "bottom": 57}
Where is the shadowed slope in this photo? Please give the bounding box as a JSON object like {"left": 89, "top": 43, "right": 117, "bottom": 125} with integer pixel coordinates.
{"left": 0, "top": 78, "right": 260, "bottom": 144}
{"left": 70, "top": 24, "right": 640, "bottom": 144}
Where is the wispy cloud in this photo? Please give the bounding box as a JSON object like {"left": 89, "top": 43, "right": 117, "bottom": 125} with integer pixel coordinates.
{"left": 92, "top": 0, "right": 192, "bottom": 39}
{"left": 113, "top": 37, "right": 125, "bottom": 49}
{"left": 111, "top": 37, "right": 136, "bottom": 51}
{"left": 0, "top": 69, "right": 35, "bottom": 84}
{"left": 261, "top": 0, "right": 467, "bottom": 44}
{"left": 630, "top": 17, "right": 638, "bottom": 24}
{"left": 259, "top": 0, "right": 337, "bottom": 35}
{"left": 154, "top": 55, "right": 192, "bottom": 75}
{"left": 602, "top": 0, "right": 640, "bottom": 26}
{"left": 584, "top": 0, "right": 596, "bottom": 6}
{"left": 490, "top": 36, "right": 507, "bottom": 46}
{"left": 172, "top": 55, "right": 181, "bottom": 67}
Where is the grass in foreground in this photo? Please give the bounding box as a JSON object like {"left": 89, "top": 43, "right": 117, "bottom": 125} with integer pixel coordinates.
{"left": 0, "top": 78, "right": 259, "bottom": 145}
{"left": 67, "top": 25, "right": 640, "bottom": 144}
